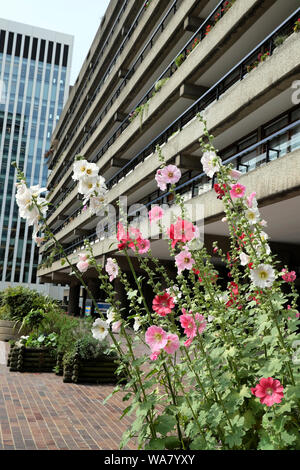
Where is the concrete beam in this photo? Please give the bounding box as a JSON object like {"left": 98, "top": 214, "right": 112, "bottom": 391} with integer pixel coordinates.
{"left": 175, "top": 153, "right": 202, "bottom": 170}
{"left": 114, "top": 111, "right": 127, "bottom": 123}
{"left": 73, "top": 228, "right": 90, "bottom": 237}
{"left": 51, "top": 272, "right": 72, "bottom": 285}
{"left": 184, "top": 16, "right": 204, "bottom": 32}
{"left": 121, "top": 26, "right": 129, "bottom": 36}
{"left": 179, "top": 83, "right": 209, "bottom": 100}
{"left": 57, "top": 215, "right": 67, "bottom": 221}
{"left": 110, "top": 157, "right": 128, "bottom": 168}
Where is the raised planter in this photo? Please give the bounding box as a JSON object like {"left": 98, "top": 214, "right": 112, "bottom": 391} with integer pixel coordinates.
{"left": 63, "top": 352, "right": 126, "bottom": 384}
{"left": 7, "top": 344, "right": 57, "bottom": 373}
{"left": 0, "top": 320, "right": 20, "bottom": 342}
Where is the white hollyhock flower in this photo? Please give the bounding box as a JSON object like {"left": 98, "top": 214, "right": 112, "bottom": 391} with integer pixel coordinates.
{"left": 240, "top": 252, "right": 250, "bottom": 266}
{"left": 95, "top": 175, "right": 107, "bottom": 193}
{"left": 255, "top": 242, "right": 271, "bottom": 257}
{"left": 106, "top": 308, "right": 118, "bottom": 325}
{"left": 133, "top": 317, "right": 141, "bottom": 332}
{"left": 218, "top": 292, "right": 229, "bottom": 303}
{"left": 89, "top": 194, "right": 107, "bottom": 214}
{"left": 250, "top": 264, "right": 275, "bottom": 288}
{"left": 245, "top": 208, "right": 260, "bottom": 225}
{"left": 260, "top": 231, "right": 269, "bottom": 243}
{"left": 201, "top": 151, "right": 222, "bottom": 178}
{"left": 73, "top": 160, "right": 99, "bottom": 181}
{"left": 166, "top": 285, "right": 182, "bottom": 304}
{"left": 92, "top": 318, "right": 109, "bottom": 341}
{"left": 78, "top": 176, "right": 98, "bottom": 196}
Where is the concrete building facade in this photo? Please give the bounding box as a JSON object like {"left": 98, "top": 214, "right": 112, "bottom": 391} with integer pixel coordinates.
{"left": 38, "top": 0, "right": 300, "bottom": 313}
{"left": 0, "top": 18, "right": 73, "bottom": 295}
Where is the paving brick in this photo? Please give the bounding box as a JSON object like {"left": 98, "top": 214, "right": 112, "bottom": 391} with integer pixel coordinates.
{"left": 0, "top": 361, "right": 138, "bottom": 450}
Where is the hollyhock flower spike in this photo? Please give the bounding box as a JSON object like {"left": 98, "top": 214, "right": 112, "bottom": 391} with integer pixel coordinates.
{"left": 251, "top": 377, "right": 284, "bottom": 407}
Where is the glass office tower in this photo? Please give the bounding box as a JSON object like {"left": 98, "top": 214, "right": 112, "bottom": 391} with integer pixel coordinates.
{"left": 0, "top": 19, "right": 73, "bottom": 291}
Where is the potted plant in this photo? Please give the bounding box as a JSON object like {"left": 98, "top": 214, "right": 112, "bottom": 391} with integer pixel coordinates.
{"left": 62, "top": 334, "right": 125, "bottom": 384}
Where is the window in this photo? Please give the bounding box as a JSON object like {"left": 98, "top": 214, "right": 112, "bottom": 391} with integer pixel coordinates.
{"left": 62, "top": 45, "right": 69, "bottom": 67}
{"left": 0, "top": 30, "right": 6, "bottom": 53}
{"left": 55, "top": 43, "right": 61, "bottom": 65}
{"left": 7, "top": 32, "right": 14, "bottom": 55}
{"left": 31, "top": 38, "right": 38, "bottom": 60}
{"left": 15, "top": 34, "right": 22, "bottom": 57}
{"left": 47, "top": 41, "right": 54, "bottom": 64}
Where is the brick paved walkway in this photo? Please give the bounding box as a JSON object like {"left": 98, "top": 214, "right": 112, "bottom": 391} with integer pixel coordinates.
{"left": 0, "top": 342, "right": 138, "bottom": 450}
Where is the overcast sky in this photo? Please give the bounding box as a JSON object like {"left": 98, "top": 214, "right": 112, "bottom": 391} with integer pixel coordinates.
{"left": 0, "top": 0, "right": 110, "bottom": 84}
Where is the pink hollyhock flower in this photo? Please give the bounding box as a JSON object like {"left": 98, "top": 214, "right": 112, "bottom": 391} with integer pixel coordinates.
{"left": 105, "top": 257, "right": 119, "bottom": 281}
{"left": 230, "top": 169, "right": 242, "bottom": 180}
{"left": 180, "top": 309, "right": 196, "bottom": 338}
{"left": 152, "top": 292, "right": 175, "bottom": 316}
{"left": 150, "top": 351, "right": 161, "bottom": 361}
{"left": 281, "top": 269, "right": 296, "bottom": 283}
{"left": 145, "top": 326, "right": 168, "bottom": 352}
{"left": 230, "top": 183, "right": 246, "bottom": 199}
{"left": 160, "top": 165, "right": 181, "bottom": 185}
{"left": 175, "top": 250, "right": 195, "bottom": 274}
{"left": 164, "top": 333, "right": 180, "bottom": 355}
{"left": 167, "top": 218, "right": 197, "bottom": 249}
{"left": 247, "top": 192, "right": 257, "bottom": 208}
{"left": 251, "top": 377, "right": 284, "bottom": 407}
{"left": 195, "top": 313, "right": 207, "bottom": 334}
{"left": 184, "top": 337, "right": 193, "bottom": 347}
{"left": 296, "top": 313, "right": 300, "bottom": 319}
{"left": 131, "top": 237, "right": 150, "bottom": 254}
{"left": 155, "top": 169, "right": 167, "bottom": 191}
{"left": 117, "top": 222, "right": 132, "bottom": 250}
{"left": 77, "top": 253, "right": 89, "bottom": 273}
{"left": 149, "top": 206, "right": 164, "bottom": 223}
{"left": 112, "top": 320, "right": 122, "bottom": 333}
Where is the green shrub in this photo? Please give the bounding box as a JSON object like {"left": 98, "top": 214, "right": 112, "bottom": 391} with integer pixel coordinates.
{"left": 0, "top": 304, "right": 12, "bottom": 320}
{"left": 74, "top": 334, "right": 114, "bottom": 360}
{"left": 0, "top": 286, "right": 60, "bottom": 322}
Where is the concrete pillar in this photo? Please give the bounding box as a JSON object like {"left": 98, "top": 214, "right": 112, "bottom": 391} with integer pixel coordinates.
{"left": 87, "top": 279, "right": 101, "bottom": 318}
{"left": 68, "top": 283, "right": 80, "bottom": 316}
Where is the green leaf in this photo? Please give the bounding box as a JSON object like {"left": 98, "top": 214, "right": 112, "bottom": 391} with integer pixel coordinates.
{"left": 154, "top": 415, "right": 177, "bottom": 436}
{"left": 190, "top": 436, "right": 207, "bottom": 450}
{"left": 239, "top": 385, "right": 251, "bottom": 399}
{"left": 146, "top": 438, "right": 166, "bottom": 450}
{"left": 281, "top": 430, "right": 297, "bottom": 446}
